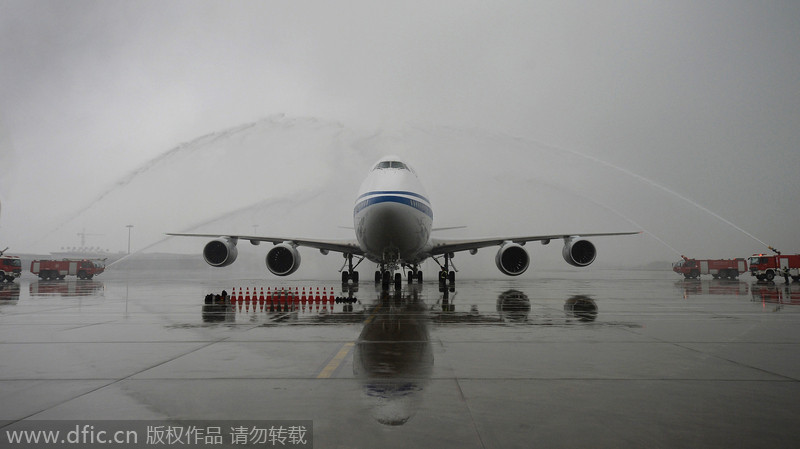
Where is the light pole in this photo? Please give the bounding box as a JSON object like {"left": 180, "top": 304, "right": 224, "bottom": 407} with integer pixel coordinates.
{"left": 126, "top": 225, "right": 134, "bottom": 254}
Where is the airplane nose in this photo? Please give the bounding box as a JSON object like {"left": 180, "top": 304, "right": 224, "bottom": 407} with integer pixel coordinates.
{"left": 361, "top": 202, "right": 420, "bottom": 257}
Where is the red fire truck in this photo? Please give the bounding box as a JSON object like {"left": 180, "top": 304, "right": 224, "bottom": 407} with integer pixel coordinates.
{"left": 748, "top": 252, "right": 800, "bottom": 282}
{"left": 30, "top": 259, "right": 105, "bottom": 280}
{"left": 672, "top": 256, "right": 748, "bottom": 279}
{"left": 0, "top": 248, "right": 22, "bottom": 282}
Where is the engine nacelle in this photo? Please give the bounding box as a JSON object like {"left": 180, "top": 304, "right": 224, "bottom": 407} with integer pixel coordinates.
{"left": 203, "top": 238, "right": 238, "bottom": 267}
{"left": 562, "top": 239, "right": 596, "bottom": 267}
{"left": 495, "top": 242, "right": 530, "bottom": 276}
{"left": 266, "top": 243, "right": 301, "bottom": 276}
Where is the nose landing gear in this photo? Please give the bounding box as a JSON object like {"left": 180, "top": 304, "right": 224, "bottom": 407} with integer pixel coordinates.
{"left": 373, "top": 268, "right": 401, "bottom": 290}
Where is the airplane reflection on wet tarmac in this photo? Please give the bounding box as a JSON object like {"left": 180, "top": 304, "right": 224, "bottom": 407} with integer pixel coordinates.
{"left": 200, "top": 283, "right": 600, "bottom": 425}
{"left": 200, "top": 284, "right": 599, "bottom": 326}
{"left": 353, "top": 288, "right": 433, "bottom": 426}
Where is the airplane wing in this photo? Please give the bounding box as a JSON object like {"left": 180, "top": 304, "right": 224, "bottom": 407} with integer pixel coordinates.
{"left": 166, "top": 233, "right": 364, "bottom": 255}
{"left": 428, "top": 231, "right": 640, "bottom": 255}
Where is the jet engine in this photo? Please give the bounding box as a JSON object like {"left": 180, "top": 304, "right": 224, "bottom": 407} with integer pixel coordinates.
{"left": 203, "top": 238, "right": 238, "bottom": 267}
{"left": 495, "top": 242, "right": 530, "bottom": 276}
{"left": 266, "top": 243, "right": 301, "bottom": 276}
{"left": 562, "top": 239, "right": 596, "bottom": 267}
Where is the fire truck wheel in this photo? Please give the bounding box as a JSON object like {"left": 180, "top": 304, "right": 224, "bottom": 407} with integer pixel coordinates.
{"left": 765, "top": 271, "right": 775, "bottom": 281}
{"left": 690, "top": 270, "right": 699, "bottom": 279}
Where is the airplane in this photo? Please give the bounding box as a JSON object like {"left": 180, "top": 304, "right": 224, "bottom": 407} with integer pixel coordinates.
{"left": 168, "top": 155, "right": 638, "bottom": 287}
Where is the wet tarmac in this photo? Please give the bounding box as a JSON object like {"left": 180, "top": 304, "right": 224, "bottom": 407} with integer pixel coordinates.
{"left": 2, "top": 270, "right": 800, "bottom": 448}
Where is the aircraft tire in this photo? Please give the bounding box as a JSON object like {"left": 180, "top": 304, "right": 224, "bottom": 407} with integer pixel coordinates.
{"left": 382, "top": 270, "right": 391, "bottom": 286}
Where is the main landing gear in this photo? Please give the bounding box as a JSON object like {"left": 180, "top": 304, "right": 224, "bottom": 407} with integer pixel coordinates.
{"left": 434, "top": 253, "right": 456, "bottom": 287}
{"left": 340, "top": 253, "right": 363, "bottom": 285}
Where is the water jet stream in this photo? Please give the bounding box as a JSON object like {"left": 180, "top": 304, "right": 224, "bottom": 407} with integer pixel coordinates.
{"left": 527, "top": 179, "right": 682, "bottom": 257}
{"left": 532, "top": 140, "right": 770, "bottom": 250}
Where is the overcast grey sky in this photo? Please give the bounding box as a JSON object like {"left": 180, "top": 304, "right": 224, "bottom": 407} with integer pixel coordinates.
{"left": 1, "top": 0, "right": 798, "bottom": 261}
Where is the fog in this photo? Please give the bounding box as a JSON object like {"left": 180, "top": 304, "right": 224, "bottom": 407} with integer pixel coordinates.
{"left": 1, "top": 1, "right": 798, "bottom": 274}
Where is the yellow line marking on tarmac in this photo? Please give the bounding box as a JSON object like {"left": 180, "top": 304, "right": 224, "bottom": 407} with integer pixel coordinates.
{"left": 315, "top": 304, "right": 382, "bottom": 379}
{"left": 316, "top": 342, "right": 354, "bottom": 379}
{"left": 364, "top": 303, "right": 381, "bottom": 324}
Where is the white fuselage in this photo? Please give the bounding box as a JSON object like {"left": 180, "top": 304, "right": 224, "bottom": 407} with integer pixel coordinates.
{"left": 353, "top": 161, "right": 432, "bottom": 265}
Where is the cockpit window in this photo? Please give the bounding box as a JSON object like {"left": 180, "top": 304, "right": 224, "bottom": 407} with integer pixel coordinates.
{"left": 375, "top": 161, "right": 409, "bottom": 170}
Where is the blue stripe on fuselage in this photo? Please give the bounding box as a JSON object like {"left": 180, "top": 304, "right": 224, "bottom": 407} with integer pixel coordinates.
{"left": 356, "top": 190, "right": 430, "bottom": 203}
{"left": 354, "top": 195, "right": 434, "bottom": 219}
